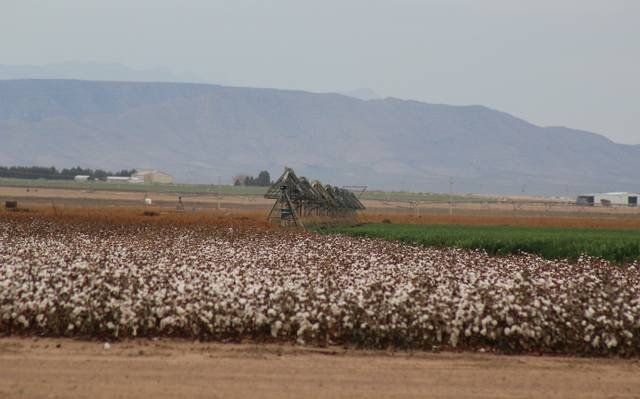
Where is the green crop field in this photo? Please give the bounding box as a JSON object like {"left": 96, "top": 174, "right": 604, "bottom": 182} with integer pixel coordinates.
{"left": 320, "top": 223, "right": 640, "bottom": 264}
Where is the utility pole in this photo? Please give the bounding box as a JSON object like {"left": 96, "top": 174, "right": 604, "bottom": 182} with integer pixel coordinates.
{"left": 449, "top": 177, "right": 454, "bottom": 216}
{"left": 217, "top": 176, "right": 221, "bottom": 210}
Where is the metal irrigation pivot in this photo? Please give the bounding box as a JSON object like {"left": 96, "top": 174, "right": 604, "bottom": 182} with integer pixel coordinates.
{"left": 265, "top": 167, "right": 365, "bottom": 229}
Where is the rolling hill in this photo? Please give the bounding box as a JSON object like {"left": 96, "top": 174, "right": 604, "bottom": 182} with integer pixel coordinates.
{"left": 0, "top": 79, "right": 638, "bottom": 195}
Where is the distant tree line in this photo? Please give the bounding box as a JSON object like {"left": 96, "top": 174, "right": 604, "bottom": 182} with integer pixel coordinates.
{"left": 0, "top": 165, "right": 137, "bottom": 181}
{"left": 233, "top": 170, "right": 272, "bottom": 187}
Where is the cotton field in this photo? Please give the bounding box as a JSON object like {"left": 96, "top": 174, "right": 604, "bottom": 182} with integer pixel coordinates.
{"left": 1, "top": 216, "right": 639, "bottom": 356}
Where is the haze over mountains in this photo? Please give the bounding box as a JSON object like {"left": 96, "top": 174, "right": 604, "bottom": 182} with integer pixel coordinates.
{"left": 0, "top": 62, "right": 203, "bottom": 84}
{"left": 0, "top": 78, "right": 638, "bottom": 195}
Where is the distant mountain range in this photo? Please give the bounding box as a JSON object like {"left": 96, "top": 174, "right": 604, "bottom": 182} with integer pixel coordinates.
{"left": 0, "top": 78, "right": 638, "bottom": 195}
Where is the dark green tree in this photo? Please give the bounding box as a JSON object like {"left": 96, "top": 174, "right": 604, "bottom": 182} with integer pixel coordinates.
{"left": 256, "top": 170, "right": 271, "bottom": 186}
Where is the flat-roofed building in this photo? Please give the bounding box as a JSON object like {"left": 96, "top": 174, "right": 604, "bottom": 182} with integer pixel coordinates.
{"left": 576, "top": 192, "right": 639, "bottom": 207}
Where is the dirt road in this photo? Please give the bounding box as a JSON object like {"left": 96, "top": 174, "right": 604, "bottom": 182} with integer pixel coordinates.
{"left": 1, "top": 338, "right": 639, "bottom": 399}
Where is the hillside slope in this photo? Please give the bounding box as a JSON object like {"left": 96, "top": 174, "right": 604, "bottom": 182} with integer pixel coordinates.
{"left": 0, "top": 79, "right": 637, "bottom": 195}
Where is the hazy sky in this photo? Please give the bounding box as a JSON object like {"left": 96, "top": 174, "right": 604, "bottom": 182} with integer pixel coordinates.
{"left": 2, "top": 0, "right": 639, "bottom": 144}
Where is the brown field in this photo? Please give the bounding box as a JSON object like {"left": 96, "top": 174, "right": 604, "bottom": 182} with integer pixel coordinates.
{"left": 3, "top": 185, "right": 640, "bottom": 230}
{"left": 0, "top": 204, "right": 272, "bottom": 229}
{"left": 1, "top": 338, "right": 639, "bottom": 399}
{"left": 4, "top": 200, "right": 640, "bottom": 230}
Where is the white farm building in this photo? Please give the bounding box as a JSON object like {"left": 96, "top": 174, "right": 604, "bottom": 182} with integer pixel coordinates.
{"left": 132, "top": 170, "right": 173, "bottom": 184}
{"left": 576, "top": 192, "right": 639, "bottom": 207}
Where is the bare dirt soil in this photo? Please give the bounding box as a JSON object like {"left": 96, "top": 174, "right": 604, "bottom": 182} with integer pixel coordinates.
{"left": 1, "top": 338, "right": 639, "bottom": 399}
{"left": 4, "top": 185, "right": 640, "bottom": 228}
{"left": 5, "top": 199, "right": 640, "bottom": 232}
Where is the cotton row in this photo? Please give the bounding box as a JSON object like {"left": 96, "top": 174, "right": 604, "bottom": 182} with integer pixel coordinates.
{"left": 1, "top": 217, "right": 639, "bottom": 356}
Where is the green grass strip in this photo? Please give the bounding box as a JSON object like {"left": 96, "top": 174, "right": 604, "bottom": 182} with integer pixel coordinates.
{"left": 319, "top": 223, "right": 640, "bottom": 264}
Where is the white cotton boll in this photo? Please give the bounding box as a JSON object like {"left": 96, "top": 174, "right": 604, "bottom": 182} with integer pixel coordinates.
{"left": 450, "top": 329, "right": 460, "bottom": 347}
{"left": 624, "top": 313, "right": 634, "bottom": 323}
{"left": 331, "top": 304, "right": 341, "bottom": 316}
{"left": 159, "top": 317, "right": 174, "bottom": 330}
{"left": 103, "top": 342, "right": 111, "bottom": 350}
{"left": 585, "top": 307, "right": 595, "bottom": 319}
{"left": 297, "top": 320, "right": 311, "bottom": 337}
{"left": 271, "top": 321, "right": 282, "bottom": 337}
{"left": 16, "top": 315, "right": 29, "bottom": 327}
{"left": 255, "top": 313, "right": 267, "bottom": 325}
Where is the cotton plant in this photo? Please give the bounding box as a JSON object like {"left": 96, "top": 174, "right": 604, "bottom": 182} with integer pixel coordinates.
{"left": 0, "top": 216, "right": 639, "bottom": 356}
